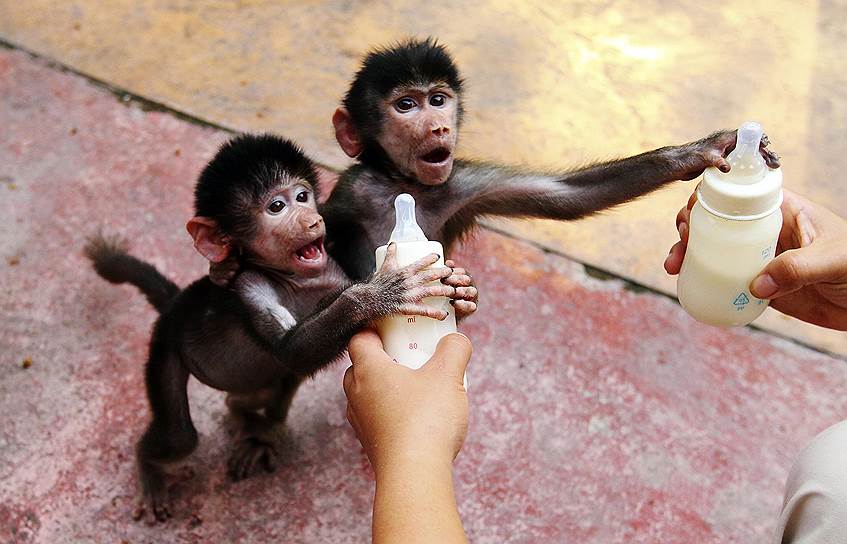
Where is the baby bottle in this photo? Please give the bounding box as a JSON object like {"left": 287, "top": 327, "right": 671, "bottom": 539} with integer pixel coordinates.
{"left": 677, "top": 121, "right": 783, "bottom": 327}
{"left": 375, "top": 194, "right": 465, "bottom": 384}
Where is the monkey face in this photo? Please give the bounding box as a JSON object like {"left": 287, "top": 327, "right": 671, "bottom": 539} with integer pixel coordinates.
{"left": 248, "top": 180, "right": 326, "bottom": 278}
{"left": 377, "top": 84, "right": 459, "bottom": 186}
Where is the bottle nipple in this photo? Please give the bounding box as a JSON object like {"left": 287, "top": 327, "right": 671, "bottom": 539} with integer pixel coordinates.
{"left": 722, "top": 121, "right": 767, "bottom": 185}
{"left": 388, "top": 193, "right": 428, "bottom": 243}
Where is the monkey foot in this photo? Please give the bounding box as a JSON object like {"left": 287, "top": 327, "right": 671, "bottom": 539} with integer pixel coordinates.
{"left": 131, "top": 464, "right": 195, "bottom": 524}
{"left": 227, "top": 436, "right": 278, "bottom": 481}
{"left": 172, "top": 465, "right": 196, "bottom": 481}
{"left": 132, "top": 490, "right": 172, "bottom": 525}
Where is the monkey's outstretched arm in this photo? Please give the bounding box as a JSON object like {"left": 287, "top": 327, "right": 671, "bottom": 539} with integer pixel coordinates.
{"left": 443, "top": 130, "right": 780, "bottom": 238}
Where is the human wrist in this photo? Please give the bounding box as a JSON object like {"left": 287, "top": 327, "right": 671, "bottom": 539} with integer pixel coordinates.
{"left": 372, "top": 450, "right": 465, "bottom": 544}
{"left": 374, "top": 451, "right": 458, "bottom": 515}
{"left": 373, "top": 447, "right": 455, "bottom": 482}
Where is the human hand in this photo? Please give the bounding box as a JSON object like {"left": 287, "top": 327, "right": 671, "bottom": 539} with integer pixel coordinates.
{"left": 443, "top": 260, "right": 479, "bottom": 320}
{"left": 665, "top": 189, "right": 847, "bottom": 330}
{"left": 343, "top": 330, "right": 472, "bottom": 473}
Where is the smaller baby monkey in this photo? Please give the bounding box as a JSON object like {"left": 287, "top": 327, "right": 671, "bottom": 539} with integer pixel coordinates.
{"left": 86, "top": 134, "right": 477, "bottom": 523}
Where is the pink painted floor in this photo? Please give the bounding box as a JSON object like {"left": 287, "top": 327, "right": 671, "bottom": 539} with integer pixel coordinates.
{"left": 2, "top": 47, "right": 847, "bottom": 544}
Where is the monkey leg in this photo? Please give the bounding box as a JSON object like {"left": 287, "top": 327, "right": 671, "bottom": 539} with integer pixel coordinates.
{"left": 264, "top": 374, "right": 303, "bottom": 423}
{"left": 225, "top": 389, "right": 278, "bottom": 481}
{"left": 133, "top": 346, "right": 198, "bottom": 524}
{"left": 225, "top": 375, "right": 303, "bottom": 481}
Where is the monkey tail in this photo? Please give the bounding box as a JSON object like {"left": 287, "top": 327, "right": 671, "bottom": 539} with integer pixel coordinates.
{"left": 84, "top": 233, "right": 180, "bottom": 313}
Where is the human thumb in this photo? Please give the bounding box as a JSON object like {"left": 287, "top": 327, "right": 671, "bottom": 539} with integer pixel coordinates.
{"left": 751, "top": 243, "right": 847, "bottom": 299}
{"left": 424, "top": 333, "right": 473, "bottom": 382}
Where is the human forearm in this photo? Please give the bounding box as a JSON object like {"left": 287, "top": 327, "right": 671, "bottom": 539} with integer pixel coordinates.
{"left": 373, "top": 456, "right": 466, "bottom": 544}
{"left": 344, "top": 332, "right": 473, "bottom": 543}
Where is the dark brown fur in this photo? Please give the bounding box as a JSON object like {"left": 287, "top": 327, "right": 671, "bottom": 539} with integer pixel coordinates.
{"left": 87, "top": 134, "right": 462, "bottom": 523}
{"left": 320, "top": 39, "right": 780, "bottom": 281}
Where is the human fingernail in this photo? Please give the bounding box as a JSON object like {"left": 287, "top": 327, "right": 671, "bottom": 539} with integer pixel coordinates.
{"left": 751, "top": 274, "right": 778, "bottom": 298}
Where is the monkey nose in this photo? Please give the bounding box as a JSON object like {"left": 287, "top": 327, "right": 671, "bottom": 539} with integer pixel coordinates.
{"left": 432, "top": 125, "right": 450, "bottom": 136}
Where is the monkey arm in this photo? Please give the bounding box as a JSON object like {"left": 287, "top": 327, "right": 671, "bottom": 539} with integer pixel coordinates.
{"left": 274, "top": 262, "right": 458, "bottom": 375}
{"left": 235, "top": 258, "right": 455, "bottom": 377}
{"left": 272, "top": 285, "right": 381, "bottom": 377}
{"left": 234, "top": 271, "right": 359, "bottom": 377}
{"left": 237, "top": 280, "right": 412, "bottom": 377}
{"left": 448, "top": 151, "right": 676, "bottom": 222}
{"left": 442, "top": 131, "right": 780, "bottom": 239}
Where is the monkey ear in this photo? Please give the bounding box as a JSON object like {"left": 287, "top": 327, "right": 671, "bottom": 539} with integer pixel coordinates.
{"left": 332, "top": 107, "right": 363, "bottom": 158}
{"left": 186, "top": 217, "right": 231, "bottom": 263}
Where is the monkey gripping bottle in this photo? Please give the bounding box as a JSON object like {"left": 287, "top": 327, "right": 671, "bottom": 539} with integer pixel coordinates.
{"left": 677, "top": 121, "right": 783, "bottom": 327}
{"left": 375, "top": 194, "right": 466, "bottom": 386}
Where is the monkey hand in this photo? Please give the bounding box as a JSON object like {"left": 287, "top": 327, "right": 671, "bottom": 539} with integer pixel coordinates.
{"left": 443, "top": 260, "right": 478, "bottom": 320}
{"left": 672, "top": 129, "right": 781, "bottom": 182}
{"left": 361, "top": 242, "right": 456, "bottom": 321}
{"left": 209, "top": 253, "right": 241, "bottom": 287}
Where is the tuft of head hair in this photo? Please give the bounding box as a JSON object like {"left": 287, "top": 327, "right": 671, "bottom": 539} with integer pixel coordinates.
{"left": 343, "top": 37, "right": 465, "bottom": 137}
{"left": 194, "top": 134, "right": 319, "bottom": 240}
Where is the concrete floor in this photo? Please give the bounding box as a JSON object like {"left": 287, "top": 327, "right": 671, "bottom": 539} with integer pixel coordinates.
{"left": 2, "top": 3, "right": 847, "bottom": 543}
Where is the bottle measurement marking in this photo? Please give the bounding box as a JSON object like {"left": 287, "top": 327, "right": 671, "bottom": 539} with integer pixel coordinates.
{"left": 407, "top": 316, "right": 416, "bottom": 324}
{"left": 408, "top": 342, "right": 418, "bottom": 350}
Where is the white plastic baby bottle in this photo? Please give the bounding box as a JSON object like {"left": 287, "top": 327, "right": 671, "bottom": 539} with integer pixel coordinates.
{"left": 375, "top": 194, "right": 463, "bottom": 380}
{"left": 677, "top": 121, "right": 783, "bottom": 327}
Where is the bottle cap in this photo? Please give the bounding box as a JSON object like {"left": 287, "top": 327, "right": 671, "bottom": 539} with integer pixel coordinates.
{"left": 388, "top": 194, "right": 428, "bottom": 243}
{"left": 697, "top": 121, "right": 782, "bottom": 220}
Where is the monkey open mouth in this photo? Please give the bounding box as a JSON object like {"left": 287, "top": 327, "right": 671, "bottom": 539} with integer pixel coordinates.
{"left": 295, "top": 236, "right": 325, "bottom": 263}
{"left": 420, "top": 147, "right": 451, "bottom": 164}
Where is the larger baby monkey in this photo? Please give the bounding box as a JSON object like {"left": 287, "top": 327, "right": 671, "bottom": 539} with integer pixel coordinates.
{"left": 86, "top": 134, "right": 477, "bottom": 523}
{"left": 213, "top": 38, "right": 782, "bottom": 283}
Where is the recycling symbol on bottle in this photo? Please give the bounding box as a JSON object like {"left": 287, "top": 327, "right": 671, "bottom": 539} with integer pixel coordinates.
{"left": 733, "top": 292, "right": 750, "bottom": 309}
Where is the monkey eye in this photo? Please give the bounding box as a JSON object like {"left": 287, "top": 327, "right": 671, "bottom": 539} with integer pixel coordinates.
{"left": 296, "top": 190, "right": 309, "bottom": 203}
{"left": 395, "top": 97, "right": 418, "bottom": 112}
{"left": 429, "top": 94, "right": 447, "bottom": 107}
{"left": 267, "top": 199, "right": 286, "bottom": 214}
